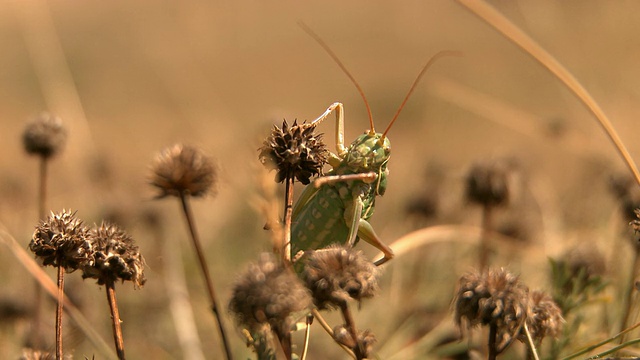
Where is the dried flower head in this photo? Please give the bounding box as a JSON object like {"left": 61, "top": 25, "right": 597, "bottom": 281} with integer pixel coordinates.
{"left": 520, "top": 290, "right": 563, "bottom": 342}
{"left": 150, "top": 144, "right": 216, "bottom": 198}
{"left": 29, "top": 210, "right": 91, "bottom": 271}
{"left": 259, "top": 119, "right": 329, "bottom": 185}
{"left": 559, "top": 245, "right": 606, "bottom": 289}
{"left": 333, "top": 325, "right": 377, "bottom": 358}
{"left": 22, "top": 113, "right": 67, "bottom": 158}
{"left": 229, "top": 253, "right": 311, "bottom": 337}
{"left": 82, "top": 222, "right": 145, "bottom": 288}
{"left": 465, "top": 159, "right": 512, "bottom": 207}
{"left": 454, "top": 268, "right": 531, "bottom": 351}
{"left": 302, "top": 245, "right": 380, "bottom": 309}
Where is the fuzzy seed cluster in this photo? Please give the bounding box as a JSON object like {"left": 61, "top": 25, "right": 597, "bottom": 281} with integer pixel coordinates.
{"left": 22, "top": 113, "right": 67, "bottom": 158}
{"left": 150, "top": 144, "right": 216, "bottom": 198}
{"left": 465, "top": 159, "right": 511, "bottom": 207}
{"left": 29, "top": 210, "right": 92, "bottom": 271}
{"left": 333, "top": 325, "right": 377, "bottom": 359}
{"left": 522, "top": 290, "right": 563, "bottom": 342}
{"left": 81, "top": 222, "right": 146, "bottom": 288}
{"left": 229, "top": 253, "right": 311, "bottom": 337}
{"left": 302, "top": 245, "right": 380, "bottom": 309}
{"left": 259, "top": 120, "right": 329, "bottom": 185}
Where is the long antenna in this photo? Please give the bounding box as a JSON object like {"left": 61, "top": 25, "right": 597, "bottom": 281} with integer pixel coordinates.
{"left": 298, "top": 22, "right": 375, "bottom": 134}
{"left": 382, "top": 50, "right": 462, "bottom": 140}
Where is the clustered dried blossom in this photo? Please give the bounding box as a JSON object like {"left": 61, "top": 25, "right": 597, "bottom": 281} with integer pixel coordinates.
{"left": 465, "top": 159, "right": 511, "bottom": 207}
{"left": 81, "top": 222, "right": 146, "bottom": 288}
{"left": 302, "top": 245, "right": 380, "bottom": 309}
{"left": 259, "top": 120, "right": 329, "bottom": 185}
{"left": 333, "top": 325, "right": 377, "bottom": 358}
{"left": 454, "top": 268, "right": 531, "bottom": 350}
{"left": 22, "top": 113, "right": 67, "bottom": 158}
{"left": 229, "top": 253, "right": 311, "bottom": 337}
{"left": 522, "top": 290, "right": 563, "bottom": 342}
{"left": 150, "top": 144, "right": 216, "bottom": 198}
{"left": 29, "top": 210, "right": 92, "bottom": 271}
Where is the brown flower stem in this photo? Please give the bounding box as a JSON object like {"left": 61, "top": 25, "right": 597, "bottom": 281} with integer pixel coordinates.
{"left": 311, "top": 309, "right": 356, "bottom": 359}
{"left": 300, "top": 314, "right": 313, "bottom": 360}
{"left": 32, "top": 156, "right": 48, "bottom": 349}
{"left": 340, "top": 303, "right": 364, "bottom": 360}
{"left": 619, "top": 246, "right": 640, "bottom": 342}
{"left": 105, "top": 280, "right": 126, "bottom": 360}
{"left": 277, "top": 331, "right": 292, "bottom": 360}
{"left": 480, "top": 204, "right": 493, "bottom": 271}
{"left": 282, "top": 173, "right": 295, "bottom": 264}
{"left": 488, "top": 323, "right": 498, "bottom": 360}
{"left": 56, "top": 265, "right": 65, "bottom": 360}
{"left": 178, "top": 193, "right": 233, "bottom": 360}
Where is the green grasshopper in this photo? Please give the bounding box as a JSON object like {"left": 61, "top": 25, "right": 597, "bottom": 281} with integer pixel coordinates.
{"left": 291, "top": 26, "right": 455, "bottom": 266}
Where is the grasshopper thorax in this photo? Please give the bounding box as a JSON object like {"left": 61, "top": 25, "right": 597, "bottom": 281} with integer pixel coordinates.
{"left": 345, "top": 132, "right": 391, "bottom": 172}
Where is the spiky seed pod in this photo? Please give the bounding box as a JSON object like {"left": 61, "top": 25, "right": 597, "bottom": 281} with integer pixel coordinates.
{"left": 333, "top": 325, "right": 377, "bottom": 358}
{"left": 259, "top": 119, "right": 329, "bottom": 185}
{"left": 520, "top": 290, "right": 563, "bottom": 342}
{"left": 465, "top": 159, "right": 512, "bottom": 207}
{"left": 302, "top": 245, "right": 380, "bottom": 310}
{"left": 454, "top": 268, "right": 531, "bottom": 351}
{"left": 229, "top": 253, "right": 311, "bottom": 337}
{"left": 29, "top": 210, "right": 92, "bottom": 272}
{"left": 22, "top": 113, "right": 67, "bottom": 158}
{"left": 149, "top": 144, "right": 216, "bottom": 198}
{"left": 82, "top": 222, "right": 146, "bottom": 288}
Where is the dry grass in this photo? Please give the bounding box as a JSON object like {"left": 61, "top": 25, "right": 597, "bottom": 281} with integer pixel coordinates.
{"left": 1, "top": 1, "right": 640, "bottom": 359}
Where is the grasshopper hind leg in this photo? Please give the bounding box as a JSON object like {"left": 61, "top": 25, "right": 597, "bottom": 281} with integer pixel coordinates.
{"left": 357, "top": 219, "right": 394, "bottom": 266}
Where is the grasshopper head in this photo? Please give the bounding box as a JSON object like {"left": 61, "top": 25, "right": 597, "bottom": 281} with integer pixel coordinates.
{"left": 346, "top": 132, "right": 391, "bottom": 172}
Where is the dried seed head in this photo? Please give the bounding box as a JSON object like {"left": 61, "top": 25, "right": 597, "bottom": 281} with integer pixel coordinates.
{"left": 454, "top": 268, "right": 531, "bottom": 351}
{"left": 302, "top": 245, "right": 380, "bottom": 309}
{"left": 82, "top": 222, "right": 146, "bottom": 288}
{"left": 465, "top": 159, "right": 512, "bottom": 207}
{"left": 561, "top": 245, "right": 606, "bottom": 286}
{"left": 19, "top": 348, "right": 59, "bottom": 360}
{"left": 229, "top": 253, "right": 311, "bottom": 337}
{"left": 520, "top": 290, "right": 563, "bottom": 342}
{"left": 333, "top": 325, "right": 377, "bottom": 358}
{"left": 29, "top": 210, "right": 92, "bottom": 272}
{"left": 22, "top": 113, "right": 67, "bottom": 158}
{"left": 150, "top": 144, "right": 216, "bottom": 198}
{"left": 259, "top": 120, "right": 329, "bottom": 185}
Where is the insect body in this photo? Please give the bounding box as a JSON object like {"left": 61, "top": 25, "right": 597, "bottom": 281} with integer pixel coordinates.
{"left": 290, "top": 25, "right": 456, "bottom": 267}
{"left": 291, "top": 103, "right": 394, "bottom": 266}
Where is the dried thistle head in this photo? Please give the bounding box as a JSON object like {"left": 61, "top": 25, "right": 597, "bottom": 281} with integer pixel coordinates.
{"left": 82, "top": 222, "right": 146, "bottom": 288}
{"left": 29, "top": 210, "right": 92, "bottom": 272}
{"left": 229, "top": 253, "right": 311, "bottom": 337}
{"left": 333, "top": 325, "right": 377, "bottom": 358}
{"left": 302, "top": 245, "right": 380, "bottom": 309}
{"left": 150, "top": 144, "right": 216, "bottom": 198}
{"left": 259, "top": 119, "right": 329, "bottom": 185}
{"left": 454, "top": 268, "right": 531, "bottom": 351}
{"left": 520, "top": 290, "right": 563, "bottom": 343}
{"left": 465, "top": 159, "right": 512, "bottom": 207}
{"left": 22, "top": 113, "right": 67, "bottom": 158}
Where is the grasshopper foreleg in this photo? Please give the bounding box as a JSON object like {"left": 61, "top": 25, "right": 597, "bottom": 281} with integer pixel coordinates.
{"left": 313, "top": 172, "right": 377, "bottom": 188}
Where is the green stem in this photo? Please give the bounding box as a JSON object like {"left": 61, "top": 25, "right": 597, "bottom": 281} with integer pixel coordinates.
{"left": 561, "top": 320, "right": 640, "bottom": 360}
{"left": 179, "top": 193, "right": 233, "bottom": 360}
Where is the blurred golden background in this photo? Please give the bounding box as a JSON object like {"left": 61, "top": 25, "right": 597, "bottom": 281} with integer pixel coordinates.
{"left": 2, "top": 1, "right": 640, "bottom": 358}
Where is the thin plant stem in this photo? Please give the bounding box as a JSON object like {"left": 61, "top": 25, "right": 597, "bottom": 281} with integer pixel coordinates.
{"left": 480, "top": 204, "right": 493, "bottom": 271}
{"left": 105, "top": 281, "right": 126, "bottom": 360}
{"left": 523, "top": 323, "right": 540, "bottom": 360}
{"left": 178, "top": 192, "right": 233, "bottom": 360}
{"left": 585, "top": 338, "right": 640, "bottom": 359}
{"left": 32, "top": 156, "right": 48, "bottom": 349}
{"left": 56, "top": 265, "right": 64, "bottom": 360}
{"left": 311, "top": 309, "right": 356, "bottom": 359}
{"left": 340, "top": 303, "right": 364, "bottom": 360}
{"left": 282, "top": 173, "right": 294, "bottom": 264}
{"left": 561, "top": 320, "right": 640, "bottom": 360}
{"left": 620, "top": 247, "right": 640, "bottom": 341}
{"left": 488, "top": 323, "right": 498, "bottom": 360}
{"left": 300, "top": 314, "right": 312, "bottom": 360}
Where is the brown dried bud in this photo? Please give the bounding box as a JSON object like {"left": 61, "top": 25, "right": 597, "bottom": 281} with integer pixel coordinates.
{"left": 150, "top": 144, "right": 216, "bottom": 198}
{"left": 229, "top": 253, "right": 311, "bottom": 337}
{"left": 454, "top": 268, "right": 531, "bottom": 351}
{"left": 29, "top": 210, "right": 92, "bottom": 272}
{"left": 333, "top": 325, "right": 377, "bottom": 358}
{"left": 302, "top": 245, "right": 380, "bottom": 310}
{"left": 259, "top": 120, "right": 329, "bottom": 185}
{"left": 22, "top": 113, "right": 67, "bottom": 158}
{"left": 82, "top": 222, "right": 146, "bottom": 288}
{"left": 465, "top": 159, "right": 512, "bottom": 207}
{"left": 520, "top": 290, "right": 563, "bottom": 342}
